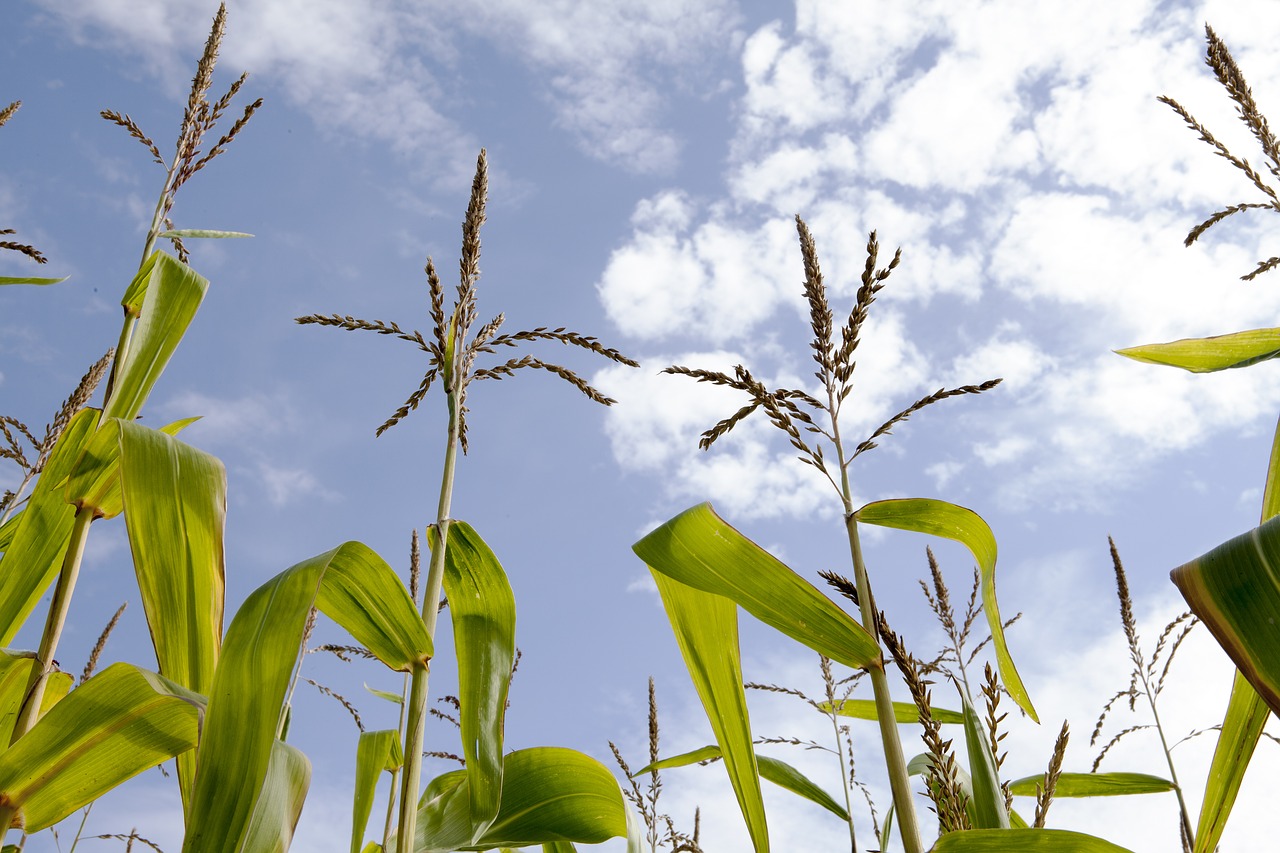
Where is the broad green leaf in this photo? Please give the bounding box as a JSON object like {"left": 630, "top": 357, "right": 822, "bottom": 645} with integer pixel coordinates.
{"left": 818, "top": 698, "right": 964, "bottom": 725}
{"left": 66, "top": 416, "right": 199, "bottom": 520}
{"left": 1170, "top": 514, "right": 1280, "bottom": 716}
{"left": 855, "top": 498, "right": 1036, "bottom": 722}
{"left": 431, "top": 521, "right": 516, "bottom": 836}
{"left": 961, "top": 692, "right": 1008, "bottom": 829}
{"left": 103, "top": 251, "right": 207, "bottom": 422}
{"left": 0, "top": 511, "right": 18, "bottom": 552}
{"left": 1116, "top": 328, "right": 1280, "bottom": 373}
{"left": 0, "top": 662, "right": 202, "bottom": 832}
{"left": 636, "top": 745, "right": 846, "bottom": 821}
{"left": 1191, "top": 414, "right": 1280, "bottom": 853}
{"left": 0, "top": 652, "right": 71, "bottom": 751}
{"left": 930, "top": 828, "right": 1136, "bottom": 851}
{"left": 366, "top": 684, "right": 405, "bottom": 705}
{"left": 158, "top": 229, "right": 254, "bottom": 239}
{"left": 1008, "top": 772, "right": 1174, "bottom": 798}
{"left": 634, "top": 503, "right": 880, "bottom": 670}
{"left": 241, "top": 739, "right": 311, "bottom": 853}
{"left": 0, "top": 408, "right": 98, "bottom": 645}
{"left": 0, "top": 275, "right": 67, "bottom": 286}
{"left": 184, "top": 541, "right": 430, "bottom": 853}
{"left": 353, "top": 730, "right": 403, "bottom": 853}
{"left": 412, "top": 747, "right": 637, "bottom": 853}
{"left": 650, "top": 571, "right": 768, "bottom": 852}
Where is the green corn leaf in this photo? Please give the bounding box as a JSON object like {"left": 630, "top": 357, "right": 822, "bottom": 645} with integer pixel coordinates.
{"left": 361, "top": 844, "right": 383, "bottom": 853}
{"left": 0, "top": 275, "right": 67, "bottom": 286}
{"left": 0, "top": 407, "right": 98, "bottom": 646}
{"left": 634, "top": 502, "right": 880, "bottom": 670}
{"left": 183, "top": 541, "right": 429, "bottom": 853}
{"left": 636, "top": 745, "right": 847, "bottom": 821}
{"left": 240, "top": 739, "right": 311, "bottom": 853}
{"left": 352, "top": 730, "right": 404, "bottom": 853}
{"left": 0, "top": 662, "right": 202, "bottom": 832}
{"left": 411, "top": 747, "right": 638, "bottom": 853}
{"left": 431, "top": 521, "right": 516, "bottom": 836}
{"left": 366, "top": 684, "right": 405, "bottom": 705}
{"left": 817, "top": 698, "right": 964, "bottom": 725}
{"left": 0, "top": 511, "right": 18, "bottom": 553}
{"left": 103, "top": 251, "right": 207, "bottom": 422}
{"left": 930, "top": 828, "right": 1136, "bottom": 851}
{"left": 649, "top": 570, "right": 768, "bottom": 852}
{"left": 158, "top": 229, "right": 254, "bottom": 239}
{"left": 0, "top": 652, "right": 70, "bottom": 753}
{"left": 962, "top": 691, "right": 1009, "bottom": 829}
{"left": 1115, "top": 328, "right": 1280, "bottom": 373}
{"left": 1190, "top": 414, "right": 1280, "bottom": 853}
{"left": 855, "top": 498, "right": 1036, "bottom": 722}
{"left": 1171, "top": 514, "right": 1280, "bottom": 716}
{"left": 1008, "top": 772, "right": 1174, "bottom": 798}
{"left": 66, "top": 416, "right": 199, "bottom": 520}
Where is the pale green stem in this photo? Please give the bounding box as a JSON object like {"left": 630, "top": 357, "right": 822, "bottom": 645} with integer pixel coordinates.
{"left": 396, "top": 388, "right": 461, "bottom": 850}
{"left": 1141, "top": 672, "right": 1194, "bottom": 847}
{"left": 826, "top": 703, "right": 858, "bottom": 853}
{"left": 382, "top": 670, "right": 412, "bottom": 848}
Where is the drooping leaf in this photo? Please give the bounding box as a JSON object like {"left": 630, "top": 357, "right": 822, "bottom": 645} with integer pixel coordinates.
{"left": 0, "top": 275, "right": 67, "bottom": 286}
{"left": 962, "top": 691, "right": 1008, "bottom": 829}
{"left": 65, "top": 415, "right": 199, "bottom": 520}
{"left": 1008, "top": 772, "right": 1174, "bottom": 798}
{"left": 103, "top": 251, "right": 207, "bottom": 422}
{"left": 636, "top": 744, "right": 846, "bottom": 821}
{"left": 649, "top": 571, "right": 768, "bottom": 852}
{"left": 634, "top": 503, "right": 880, "bottom": 670}
{"left": 818, "top": 698, "right": 964, "bottom": 725}
{"left": 0, "top": 652, "right": 70, "bottom": 752}
{"left": 158, "top": 229, "right": 254, "bottom": 239}
{"left": 855, "top": 498, "right": 1036, "bottom": 722}
{"left": 366, "top": 684, "right": 405, "bottom": 705}
{"left": 240, "top": 739, "right": 312, "bottom": 853}
{"left": 411, "top": 748, "right": 637, "bottom": 853}
{"left": 930, "top": 828, "right": 1136, "bottom": 851}
{"left": 430, "top": 521, "right": 516, "bottom": 837}
{"left": 184, "top": 541, "right": 429, "bottom": 853}
{"left": 0, "top": 408, "right": 97, "bottom": 645}
{"left": 1116, "top": 328, "right": 1280, "bottom": 373}
{"left": 0, "top": 662, "right": 202, "bottom": 832}
{"left": 353, "top": 730, "right": 404, "bottom": 853}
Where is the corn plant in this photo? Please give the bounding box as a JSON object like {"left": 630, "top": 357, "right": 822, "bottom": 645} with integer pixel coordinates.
{"left": 298, "top": 148, "right": 642, "bottom": 852}
{"left": 1115, "top": 24, "right": 1280, "bottom": 853}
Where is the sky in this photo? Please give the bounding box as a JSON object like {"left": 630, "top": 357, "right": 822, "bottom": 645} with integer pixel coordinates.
{"left": 4, "top": 0, "right": 1280, "bottom": 850}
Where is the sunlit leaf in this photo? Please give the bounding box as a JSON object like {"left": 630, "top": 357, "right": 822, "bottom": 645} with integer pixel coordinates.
{"left": 1116, "top": 328, "right": 1280, "bottom": 373}
{"left": 366, "top": 684, "right": 404, "bottom": 705}
{"left": 962, "top": 692, "right": 1008, "bottom": 829}
{"left": 855, "top": 498, "right": 1036, "bottom": 722}
{"left": 240, "top": 739, "right": 311, "bottom": 853}
{"left": 0, "top": 275, "right": 66, "bottom": 286}
{"left": 930, "top": 828, "right": 1136, "bottom": 851}
{"left": 158, "top": 229, "right": 254, "bottom": 239}
{"left": 649, "top": 571, "right": 768, "bottom": 852}
{"left": 66, "top": 416, "right": 199, "bottom": 520}
{"left": 818, "top": 698, "right": 963, "bottom": 725}
{"left": 1008, "top": 772, "right": 1174, "bottom": 798}
{"left": 634, "top": 503, "right": 880, "bottom": 669}
{"left": 353, "top": 730, "right": 404, "bottom": 853}
{"left": 0, "top": 652, "right": 70, "bottom": 754}
{"left": 0, "top": 662, "right": 202, "bottom": 832}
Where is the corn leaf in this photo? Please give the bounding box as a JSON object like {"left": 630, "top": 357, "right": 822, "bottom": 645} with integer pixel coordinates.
{"left": 962, "top": 691, "right": 1009, "bottom": 829}
{"left": 366, "top": 684, "right": 405, "bottom": 705}
{"left": 634, "top": 503, "right": 880, "bottom": 670}
{"left": 855, "top": 498, "right": 1036, "bottom": 722}
{"left": 0, "top": 662, "right": 202, "bottom": 832}
{"left": 103, "top": 251, "right": 207, "bottom": 422}
{"left": 1008, "top": 772, "right": 1174, "bottom": 798}
{"left": 0, "top": 275, "right": 67, "bottom": 286}
{"left": 411, "top": 747, "right": 638, "bottom": 853}
{"left": 158, "top": 229, "right": 253, "bottom": 238}
{"left": 184, "top": 541, "right": 429, "bottom": 853}
{"left": 817, "top": 698, "right": 964, "bottom": 725}
{"left": 930, "top": 828, "right": 1136, "bottom": 851}
{"left": 65, "top": 415, "right": 199, "bottom": 520}
{"left": 353, "top": 730, "right": 404, "bottom": 853}
{"left": 636, "top": 745, "right": 846, "bottom": 821}
{"left": 1190, "top": 413, "right": 1280, "bottom": 853}
{"left": 0, "top": 653, "right": 70, "bottom": 752}
{"left": 429, "top": 521, "right": 516, "bottom": 836}
{"left": 240, "top": 739, "right": 311, "bottom": 853}
{"left": 1115, "top": 328, "right": 1280, "bottom": 373}
{"left": 0, "top": 408, "right": 97, "bottom": 645}
{"left": 650, "top": 570, "right": 767, "bottom": 852}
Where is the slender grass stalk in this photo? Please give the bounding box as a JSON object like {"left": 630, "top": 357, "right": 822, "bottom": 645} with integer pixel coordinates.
{"left": 819, "top": 657, "right": 860, "bottom": 852}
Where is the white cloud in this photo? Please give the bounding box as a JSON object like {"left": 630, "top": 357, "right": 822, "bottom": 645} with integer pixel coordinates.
{"left": 256, "top": 460, "right": 335, "bottom": 508}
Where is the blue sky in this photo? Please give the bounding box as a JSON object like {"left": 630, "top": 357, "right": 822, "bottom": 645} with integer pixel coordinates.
{"left": 5, "top": 0, "right": 1280, "bottom": 850}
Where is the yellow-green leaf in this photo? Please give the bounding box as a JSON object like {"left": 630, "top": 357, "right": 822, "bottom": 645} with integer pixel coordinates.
{"left": 0, "top": 662, "right": 202, "bottom": 832}
{"left": 66, "top": 416, "right": 199, "bottom": 520}
{"left": 634, "top": 503, "right": 880, "bottom": 670}
{"left": 0, "top": 653, "right": 71, "bottom": 754}
{"left": 930, "top": 828, "right": 1135, "bottom": 851}
{"left": 1008, "top": 772, "right": 1174, "bottom": 798}
{"left": 855, "top": 498, "right": 1036, "bottom": 722}
{"left": 650, "top": 571, "right": 768, "bottom": 852}
{"left": 818, "top": 698, "right": 963, "bottom": 725}
{"left": 353, "top": 730, "right": 403, "bottom": 853}
{"left": 0, "top": 275, "right": 66, "bottom": 286}
{"left": 158, "top": 229, "right": 253, "bottom": 239}
{"left": 240, "top": 739, "right": 311, "bottom": 853}
{"left": 962, "top": 692, "right": 1008, "bottom": 829}
{"left": 1116, "top": 328, "right": 1280, "bottom": 373}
